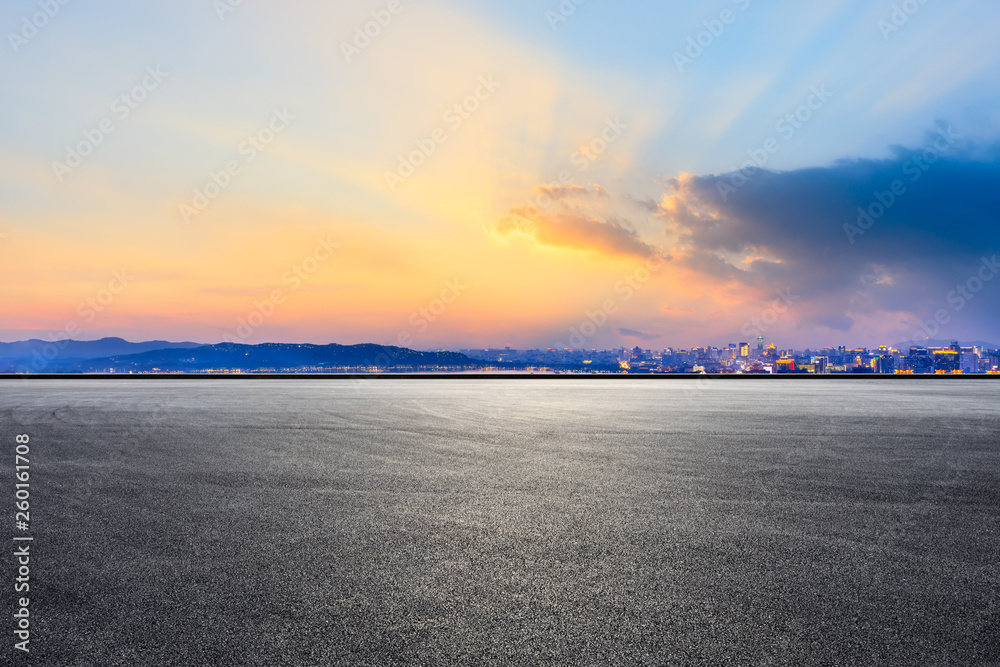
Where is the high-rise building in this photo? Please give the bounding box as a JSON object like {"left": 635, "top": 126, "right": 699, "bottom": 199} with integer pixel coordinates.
{"left": 906, "top": 347, "right": 934, "bottom": 373}
{"left": 874, "top": 354, "right": 895, "bottom": 374}
{"left": 933, "top": 349, "right": 960, "bottom": 372}
{"left": 739, "top": 342, "right": 750, "bottom": 358}
{"left": 775, "top": 357, "right": 796, "bottom": 373}
{"left": 960, "top": 350, "right": 978, "bottom": 373}
{"left": 812, "top": 356, "right": 829, "bottom": 374}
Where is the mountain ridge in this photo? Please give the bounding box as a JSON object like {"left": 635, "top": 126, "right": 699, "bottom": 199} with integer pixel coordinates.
{"left": 0, "top": 337, "right": 204, "bottom": 367}
{"left": 6, "top": 342, "right": 482, "bottom": 373}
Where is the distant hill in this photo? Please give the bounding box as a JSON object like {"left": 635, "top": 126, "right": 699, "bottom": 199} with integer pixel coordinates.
{"left": 0, "top": 337, "right": 203, "bottom": 372}
{"left": 59, "top": 342, "right": 480, "bottom": 373}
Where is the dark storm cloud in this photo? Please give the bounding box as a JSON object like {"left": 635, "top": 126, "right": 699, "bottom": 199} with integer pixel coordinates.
{"left": 663, "top": 134, "right": 1000, "bottom": 336}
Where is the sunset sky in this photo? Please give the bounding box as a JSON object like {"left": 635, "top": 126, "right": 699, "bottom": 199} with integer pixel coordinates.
{"left": 2, "top": 0, "right": 999, "bottom": 349}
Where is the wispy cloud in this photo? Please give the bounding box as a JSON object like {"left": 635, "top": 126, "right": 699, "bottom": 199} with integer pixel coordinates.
{"left": 618, "top": 328, "right": 662, "bottom": 341}
{"left": 496, "top": 210, "right": 663, "bottom": 260}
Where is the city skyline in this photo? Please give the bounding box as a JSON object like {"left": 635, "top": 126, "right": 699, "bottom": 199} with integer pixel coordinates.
{"left": 3, "top": 1, "right": 1000, "bottom": 349}
{"left": 2, "top": 335, "right": 998, "bottom": 375}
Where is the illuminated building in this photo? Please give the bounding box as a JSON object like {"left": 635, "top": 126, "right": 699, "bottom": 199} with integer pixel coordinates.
{"left": 812, "top": 356, "right": 829, "bottom": 374}
{"left": 874, "top": 354, "right": 895, "bottom": 374}
{"left": 906, "top": 347, "right": 934, "bottom": 373}
{"left": 775, "top": 357, "right": 796, "bottom": 373}
{"left": 933, "top": 349, "right": 960, "bottom": 372}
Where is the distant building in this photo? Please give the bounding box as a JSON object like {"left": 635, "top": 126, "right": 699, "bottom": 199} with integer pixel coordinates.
{"left": 874, "top": 354, "right": 895, "bottom": 374}
{"left": 906, "top": 347, "right": 934, "bottom": 373}
{"left": 933, "top": 349, "right": 960, "bottom": 372}
{"left": 775, "top": 357, "right": 796, "bottom": 373}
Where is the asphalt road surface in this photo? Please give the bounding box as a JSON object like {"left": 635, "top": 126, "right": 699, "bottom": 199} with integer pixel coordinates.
{"left": 2, "top": 379, "right": 998, "bottom": 665}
